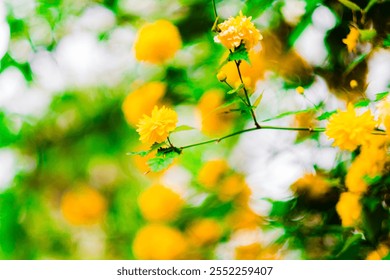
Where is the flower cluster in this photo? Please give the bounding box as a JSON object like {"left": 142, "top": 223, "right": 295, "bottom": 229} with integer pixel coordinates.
{"left": 136, "top": 106, "right": 178, "bottom": 147}
{"left": 325, "top": 104, "right": 376, "bottom": 151}
{"left": 214, "top": 11, "right": 262, "bottom": 50}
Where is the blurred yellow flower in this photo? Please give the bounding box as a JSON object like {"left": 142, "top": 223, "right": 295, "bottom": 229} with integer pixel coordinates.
{"left": 325, "top": 104, "right": 376, "bottom": 151}
{"left": 138, "top": 185, "right": 183, "bottom": 222}
{"left": 215, "top": 11, "right": 262, "bottom": 50}
{"left": 220, "top": 49, "right": 265, "bottom": 90}
{"left": 197, "top": 90, "right": 235, "bottom": 137}
{"left": 122, "top": 82, "right": 166, "bottom": 126}
{"left": 345, "top": 136, "right": 387, "bottom": 193}
{"left": 61, "top": 186, "right": 106, "bottom": 226}
{"left": 377, "top": 97, "right": 390, "bottom": 132}
{"left": 218, "top": 173, "right": 247, "bottom": 201}
{"left": 291, "top": 173, "right": 331, "bottom": 198}
{"left": 227, "top": 207, "right": 262, "bottom": 230}
{"left": 366, "top": 244, "right": 389, "bottom": 260}
{"left": 342, "top": 27, "right": 359, "bottom": 53}
{"left": 198, "top": 159, "right": 229, "bottom": 189}
{"left": 134, "top": 20, "right": 182, "bottom": 64}
{"left": 186, "top": 219, "right": 222, "bottom": 246}
{"left": 296, "top": 86, "right": 305, "bottom": 94}
{"left": 350, "top": 80, "right": 358, "bottom": 89}
{"left": 235, "top": 243, "right": 282, "bottom": 260}
{"left": 336, "top": 192, "right": 362, "bottom": 227}
{"left": 136, "top": 106, "right": 178, "bottom": 147}
{"left": 133, "top": 224, "right": 187, "bottom": 259}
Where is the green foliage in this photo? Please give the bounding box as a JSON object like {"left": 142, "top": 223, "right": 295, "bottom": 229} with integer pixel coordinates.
{"left": 228, "top": 44, "right": 250, "bottom": 64}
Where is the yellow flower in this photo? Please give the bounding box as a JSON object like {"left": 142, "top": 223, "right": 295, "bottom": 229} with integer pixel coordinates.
{"left": 235, "top": 243, "right": 282, "bottom": 260}
{"left": 345, "top": 136, "right": 387, "bottom": 193}
{"left": 122, "top": 82, "right": 166, "bottom": 126}
{"left": 291, "top": 173, "right": 331, "bottom": 199}
{"left": 198, "top": 159, "right": 229, "bottom": 189}
{"left": 226, "top": 207, "right": 262, "bottom": 230}
{"left": 296, "top": 86, "right": 305, "bottom": 94}
{"left": 186, "top": 219, "right": 222, "bottom": 246}
{"left": 342, "top": 27, "right": 359, "bottom": 53}
{"left": 133, "top": 224, "right": 187, "bottom": 259}
{"left": 216, "top": 71, "right": 227, "bottom": 82}
{"left": 350, "top": 80, "right": 358, "bottom": 89}
{"left": 136, "top": 106, "right": 178, "bottom": 147}
{"left": 61, "top": 186, "right": 107, "bottom": 226}
{"left": 366, "top": 244, "right": 390, "bottom": 260}
{"left": 218, "top": 173, "right": 247, "bottom": 201}
{"left": 134, "top": 20, "right": 181, "bottom": 64}
{"left": 197, "top": 90, "right": 235, "bottom": 137}
{"left": 215, "top": 11, "right": 262, "bottom": 50}
{"left": 138, "top": 185, "right": 183, "bottom": 222}
{"left": 377, "top": 97, "right": 390, "bottom": 132}
{"left": 336, "top": 192, "right": 362, "bottom": 227}
{"left": 325, "top": 104, "right": 376, "bottom": 151}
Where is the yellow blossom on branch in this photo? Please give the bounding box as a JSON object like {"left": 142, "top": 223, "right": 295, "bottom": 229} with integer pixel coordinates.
{"left": 342, "top": 27, "right": 360, "bottom": 53}
{"left": 325, "top": 104, "right": 376, "bottom": 151}
{"left": 214, "top": 11, "right": 262, "bottom": 50}
{"left": 134, "top": 20, "right": 182, "bottom": 64}
{"left": 136, "top": 106, "right": 178, "bottom": 147}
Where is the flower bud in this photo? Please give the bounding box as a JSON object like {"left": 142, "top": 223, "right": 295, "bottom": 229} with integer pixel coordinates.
{"left": 217, "top": 71, "right": 227, "bottom": 82}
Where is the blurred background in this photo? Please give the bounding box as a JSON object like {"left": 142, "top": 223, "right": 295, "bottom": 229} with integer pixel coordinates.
{"left": 0, "top": 0, "right": 389, "bottom": 259}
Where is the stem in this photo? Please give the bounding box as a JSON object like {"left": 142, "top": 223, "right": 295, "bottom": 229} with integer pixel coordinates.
{"left": 179, "top": 125, "right": 387, "bottom": 151}
{"left": 167, "top": 137, "right": 174, "bottom": 148}
{"left": 212, "top": 0, "right": 218, "bottom": 19}
{"left": 234, "top": 59, "right": 261, "bottom": 128}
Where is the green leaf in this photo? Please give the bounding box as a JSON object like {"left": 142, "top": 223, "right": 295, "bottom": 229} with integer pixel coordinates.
{"left": 384, "top": 35, "right": 390, "bottom": 47}
{"left": 243, "top": 0, "right": 275, "bottom": 18}
{"left": 227, "top": 83, "right": 244, "bottom": 94}
{"left": 317, "top": 110, "right": 337, "bottom": 120}
{"left": 228, "top": 44, "right": 250, "bottom": 64}
{"left": 147, "top": 151, "right": 180, "bottom": 172}
{"left": 354, "top": 99, "right": 370, "bottom": 108}
{"left": 253, "top": 92, "right": 264, "bottom": 108}
{"left": 375, "top": 91, "right": 389, "bottom": 102}
{"left": 364, "top": 0, "right": 377, "bottom": 13}
{"left": 359, "top": 29, "right": 377, "bottom": 41}
{"left": 345, "top": 53, "right": 368, "bottom": 75}
{"left": 260, "top": 108, "right": 316, "bottom": 123}
{"left": 288, "top": 0, "right": 322, "bottom": 47}
{"left": 126, "top": 150, "right": 149, "bottom": 157}
{"left": 171, "top": 125, "right": 194, "bottom": 133}
{"left": 338, "top": 0, "right": 361, "bottom": 11}
{"left": 336, "top": 233, "right": 364, "bottom": 258}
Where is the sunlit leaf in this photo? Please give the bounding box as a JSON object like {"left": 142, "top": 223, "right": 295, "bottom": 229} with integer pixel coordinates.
{"left": 338, "top": 0, "right": 361, "bottom": 11}
{"left": 317, "top": 110, "right": 337, "bottom": 120}
{"left": 147, "top": 151, "right": 180, "bottom": 172}
{"left": 345, "top": 53, "right": 368, "bottom": 75}
{"left": 261, "top": 108, "right": 316, "bottom": 123}
{"left": 359, "top": 29, "right": 377, "bottom": 41}
{"left": 171, "top": 125, "right": 195, "bottom": 133}
{"left": 375, "top": 91, "right": 389, "bottom": 101}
